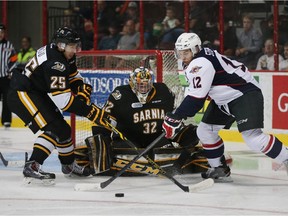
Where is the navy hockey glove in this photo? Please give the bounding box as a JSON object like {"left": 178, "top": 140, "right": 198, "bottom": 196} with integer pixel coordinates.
{"left": 162, "top": 112, "right": 183, "bottom": 139}
{"left": 86, "top": 103, "right": 110, "bottom": 126}
{"left": 77, "top": 83, "right": 92, "bottom": 105}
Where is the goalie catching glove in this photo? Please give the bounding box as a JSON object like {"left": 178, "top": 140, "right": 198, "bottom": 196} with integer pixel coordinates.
{"left": 77, "top": 83, "right": 92, "bottom": 105}
{"left": 162, "top": 112, "right": 183, "bottom": 139}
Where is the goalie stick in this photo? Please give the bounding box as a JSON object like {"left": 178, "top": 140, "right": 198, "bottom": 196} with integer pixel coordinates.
{"left": 105, "top": 121, "right": 214, "bottom": 192}
{"left": 0, "top": 152, "right": 26, "bottom": 168}
{"left": 74, "top": 121, "right": 214, "bottom": 192}
{"left": 77, "top": 132, "right": 165, "bottom": 190}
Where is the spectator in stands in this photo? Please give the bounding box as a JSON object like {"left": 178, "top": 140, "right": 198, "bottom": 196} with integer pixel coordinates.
{"left": 235, "top": 13, "right": 263, "bottom": 69}
{"left": 81, "top": 19, "right": 94, "bottom": 50}
{"left": 109, "top": 19, "right": 141, "bottom": 68}
{"left": 256, "top": 38, "right": 284, "bottom": 70}
{"left": 97, "top": 0, "right": 116, "bottom": 28}
{"left": 162, "top": 6, "right": 181, "bottom": 32}
{"left": 278, "top": 14, "right": 288, "bottom": 54}
{"left": 78, "top": 0, "right": 116, "bottom": 45}
{"left": 117, "top": 19, "right": 140, "bottom": 50}
{"left": 17, "top": 36, "right": 36, "bottom": 70}
{"left": 279, "top": 42, "right": 288, "bottom": 71}
{"left": 188, "top": 0, "right": 204, "bottom": 36}
{"left": 204, "top": 18, "right": 237, "bottom": 57}
{"left": 159, "top": 5, "right": 184, "bottom": 49}
{"left": 261, "top": 15, "right": 274, "bottom": 45}
{"left": 98, "top": 23, "right": 121, "bottom": 50}
{"left": 118, "top": 1, "right": 140, "bottom": 32}
{"left": 142, "top": 1, "right": 166, "bottom": 49}
{"left": 261, "top": 14, "right": 288, "bottom": 55}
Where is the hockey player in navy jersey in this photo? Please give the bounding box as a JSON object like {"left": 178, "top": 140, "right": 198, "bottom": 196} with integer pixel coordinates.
{"left": 162, "top": 32, "right": 288, "bottom": 181}
{"left": 7, "top": 27, "right": 108, "bottom": 183}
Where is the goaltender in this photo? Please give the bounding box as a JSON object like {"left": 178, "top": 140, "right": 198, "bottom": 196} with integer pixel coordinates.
{"left": 76, "top": 66, "right": 211, "bottom": 176}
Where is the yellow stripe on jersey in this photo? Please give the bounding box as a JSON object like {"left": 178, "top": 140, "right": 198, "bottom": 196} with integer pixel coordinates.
{"left": 69, "top": 70, "right": 83, "bottom": 84}
{"left": 34, "top": 143, "right": 51, "bottom": 156}
{"left": 34, "top": 137, "right": 55, "bottom": 153}
{"left": 51, "top": 89, "right": 71, "bottom": 96}
{"left": 40, "top": 133, "right": 58, "bottom": 146}
{"left": 17, "top": 91, "right": 47, "bottom": 128}
{"left": 58, "top": 151, "right": 74, "bottom": 157}
{"left": 69, "top": 77, "right": 83, "bottom": 84}
{"left": 69, "top": 71, "right": 79, "bottom": 78}
{"left": 62, "top": 94, "right": 75, "bottom": 111}
{"left": 55, "top": 139, "right": 73, "bottom": 148}
{"left": 56, "top": 144, "right": 74, "bottom": 153}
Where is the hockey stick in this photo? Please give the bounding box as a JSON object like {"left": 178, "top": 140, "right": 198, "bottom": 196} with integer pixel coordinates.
{"left": 106, "top": 121, "right": 214, "bottom": 192}
{"left": 75, "top": 132, "right": 165, "bottom": 191}
{"left": 0, "top": 152, "right": 26, "bottom": 168}
{"left": 113, "top": 157, "right": 161, "bottom": 175}
{"left": 74, "top": 121, "right": 214, "bottom": 192}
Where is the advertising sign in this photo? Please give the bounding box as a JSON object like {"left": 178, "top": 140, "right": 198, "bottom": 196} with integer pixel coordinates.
{"left": 79, "top": 70, "right": 130, "bottom": 108}
{"left": 273, "top": 76, "right": 288, "bottom": 129}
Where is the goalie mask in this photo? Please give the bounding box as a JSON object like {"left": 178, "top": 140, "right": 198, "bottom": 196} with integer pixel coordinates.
{"left": 129, "top": 67, "right": 153, "bottom": 104}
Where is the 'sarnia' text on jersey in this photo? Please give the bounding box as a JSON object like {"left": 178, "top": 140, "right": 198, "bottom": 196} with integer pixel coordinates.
{"left": 133, "top": 108, "right": 165, "bottom": 123}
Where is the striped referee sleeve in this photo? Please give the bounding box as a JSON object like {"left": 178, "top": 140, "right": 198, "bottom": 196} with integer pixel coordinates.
{"left": 0, "top": 40, "right": 16, "bottom": 77}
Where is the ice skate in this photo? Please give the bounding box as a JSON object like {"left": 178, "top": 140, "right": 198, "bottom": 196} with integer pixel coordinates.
{"left": 23, "top": 160, "right": 55, "bottom": 185}
{"left": 62, "top": 161, "right": 91, "bottom": 177}
{"left": 201, "top": 165, "right": 233, "bottom": 182}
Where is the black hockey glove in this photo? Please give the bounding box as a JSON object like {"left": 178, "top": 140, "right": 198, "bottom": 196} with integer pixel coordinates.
{"left": 86, "top": 103, "right": 110, "bottom": 126}
{"left": 77, "top": 83, "right": 92, "bottom": 105}
{"left": 162, "top": 112, "right": 183, "bottom": 139}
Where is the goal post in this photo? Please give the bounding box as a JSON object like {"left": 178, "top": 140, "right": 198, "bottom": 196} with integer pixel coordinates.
{"left": 72, "top": 50, "right": 186, "bottom": 147}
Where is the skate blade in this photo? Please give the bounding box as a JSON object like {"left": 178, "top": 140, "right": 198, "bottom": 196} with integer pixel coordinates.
{"left": 63, "top": 173, "right": 90, "bottom": 178}
{"left": 214, "top": 176, "right": 233, "bottom": 183}
{"left": 23, "top": 177, "right": 55, "bottom": 186}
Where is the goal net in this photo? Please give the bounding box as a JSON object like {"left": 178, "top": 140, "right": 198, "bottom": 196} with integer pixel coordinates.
{"left": 73, "top": 50, "right": 187, "bottom": 146}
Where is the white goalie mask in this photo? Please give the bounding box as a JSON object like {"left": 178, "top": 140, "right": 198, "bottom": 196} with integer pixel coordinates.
{"left": 129, "top": 67, "right": 153, "bottom": 104}
{"left": 174, "top": 33, "right": 202, "bottom": 58}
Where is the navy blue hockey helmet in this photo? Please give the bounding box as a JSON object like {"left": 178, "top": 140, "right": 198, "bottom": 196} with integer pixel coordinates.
{"left": 53, "top": 27, "right": 80, "bottom": 45}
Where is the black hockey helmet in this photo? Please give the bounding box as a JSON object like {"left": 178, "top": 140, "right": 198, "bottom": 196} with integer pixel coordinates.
{"left": 53, "top": 27, "right": 80, "bottom": 45}
{"left": 129, "top": 67, "right": 153, "bottom": 104}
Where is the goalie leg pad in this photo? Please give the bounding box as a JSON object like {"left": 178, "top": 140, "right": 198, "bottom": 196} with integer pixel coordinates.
{"left": 85, "top": 134, "right": 113, "bottom": 175}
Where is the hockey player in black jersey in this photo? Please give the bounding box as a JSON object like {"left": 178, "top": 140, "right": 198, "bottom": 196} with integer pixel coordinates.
{"left": 162, "top": 32, "right": 288, "bottom": 181}
{"left": 7, "top": 27, "right": 108, "bottom": 183}
{"left": 79, "top": 67, "right": 210, "bottom": 176}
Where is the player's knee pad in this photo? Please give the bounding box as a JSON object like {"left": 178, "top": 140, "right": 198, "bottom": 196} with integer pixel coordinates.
{"left": 174, "top": 124, "right": 199, "bottom": 149}
{"left": 241, "top": 128, "right": 270, "bottom": 152}
{"left": 44, "top": 119, "right": 71, "bottom": 143}
{"left": 197, "top": 122, "right": 224, "bottom": 144}
{"left": 85, "top": 134, "right": 113, "bottom": 175}
{"left": 44, "top": 120, "right": 73, "bottom": 164}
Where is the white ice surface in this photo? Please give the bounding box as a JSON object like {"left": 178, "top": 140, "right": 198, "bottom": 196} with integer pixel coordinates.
{"left": 1, "top": 128, "right": 288, "bottom": 215}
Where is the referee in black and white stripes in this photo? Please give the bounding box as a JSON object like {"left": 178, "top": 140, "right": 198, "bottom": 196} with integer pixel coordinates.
{"left": 0, "top": 23, "right": 17, "bottom": 128}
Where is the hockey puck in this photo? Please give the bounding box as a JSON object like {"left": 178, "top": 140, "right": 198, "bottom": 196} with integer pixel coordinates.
{"left": 115, "top": 193, "right": 124, "bottom": 197}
